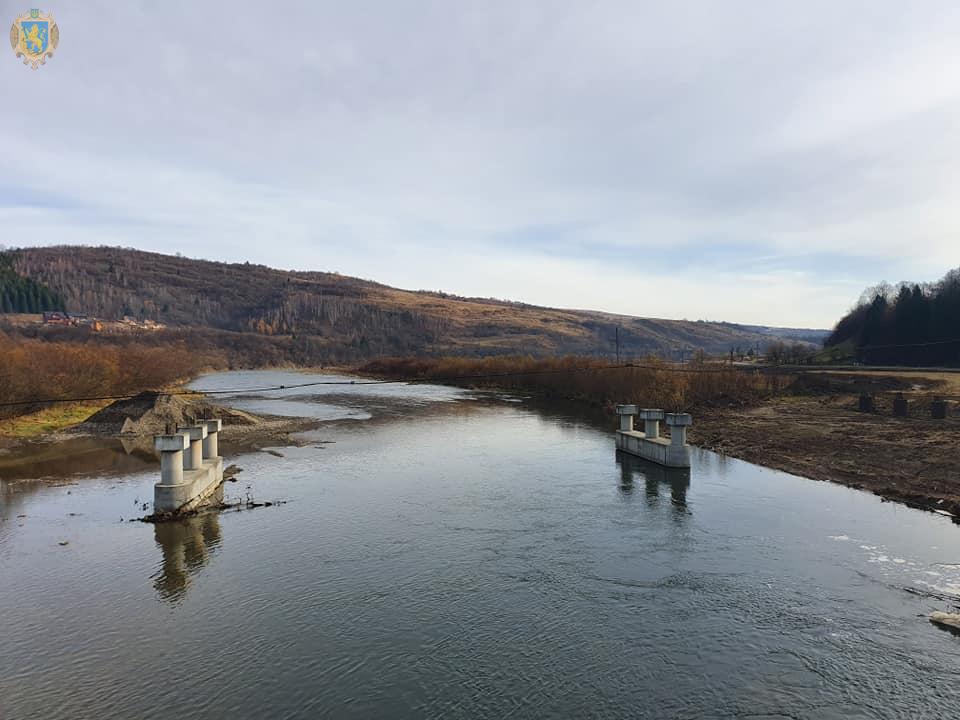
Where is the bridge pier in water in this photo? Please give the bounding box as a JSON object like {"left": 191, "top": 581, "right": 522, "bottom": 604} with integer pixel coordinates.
{"left": 615, "top": 406, "right": 692, "bottom": 468}
{"left": 153, "top": 419, "right": 224, "bottom": 514}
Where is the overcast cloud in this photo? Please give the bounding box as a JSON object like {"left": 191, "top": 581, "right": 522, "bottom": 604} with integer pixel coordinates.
{"left": 3, "top": 1, "right": 960, "bottom": 327}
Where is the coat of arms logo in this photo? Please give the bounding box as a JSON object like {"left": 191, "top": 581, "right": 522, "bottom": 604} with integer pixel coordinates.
{"left": 10, "top": 9, "right": 59, "bottom": 69}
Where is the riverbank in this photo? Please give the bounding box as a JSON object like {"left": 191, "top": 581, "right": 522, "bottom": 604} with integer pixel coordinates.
{"left": 3, "top": 364, "right": 960, "bottom": 522}
{"left": 0, "top": 364, "right": 353, "bottom": 449}
{"left": 523, "top": 384, "right": 960, "bottom": 521}
{"left": 694, "top": 395, "right": 960, "bottom": 519}
{"left": 358, "top": 359, "right": 960, "bottom": 521}
{"left": 0, "top": 391, "right": 323, "bottom": 463}
{"left": 688, "top": 369, "right": 960, "bottom": 519}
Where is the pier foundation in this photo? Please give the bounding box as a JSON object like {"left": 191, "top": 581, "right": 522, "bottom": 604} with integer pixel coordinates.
{"left": 614, "top": 406, "right": 692, "bottom": 468}
{"left": 153, "top": 420, "right": 224, "bottom": 514}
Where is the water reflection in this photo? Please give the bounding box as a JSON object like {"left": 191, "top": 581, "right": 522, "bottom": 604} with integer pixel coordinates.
{"left": 692, "top": 447, "right": 731, "bottom": 479}
{"left": 152, "top": 488, "right": 224, "bottom": 604}
{"left": 616, "top": 451, "right": 691, "bottom": 516}
{"left": 0, "top": 436, "right": 155, "bottom": 485}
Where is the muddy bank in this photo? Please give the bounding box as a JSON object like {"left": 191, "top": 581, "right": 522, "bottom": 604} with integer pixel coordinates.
{"left": 693, "top": 392, "right": 960, "bottom": 521}
{"left": 0, "top": 392, "right": 324, "bottom": 480}
{"left": 107, "top": 392, "right": 324, "bottom": 450}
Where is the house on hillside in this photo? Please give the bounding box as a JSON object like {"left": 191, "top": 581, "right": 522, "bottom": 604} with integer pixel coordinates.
{"left": 42, "top": 311, "right": 70, "bottom": 325}
{"left": 41, "top": 311, "right": 104, "bottom": 330}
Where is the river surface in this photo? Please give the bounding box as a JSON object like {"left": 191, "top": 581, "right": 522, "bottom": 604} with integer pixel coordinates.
{"left": 2, "top": 370, "right": 960, "bottom": 719}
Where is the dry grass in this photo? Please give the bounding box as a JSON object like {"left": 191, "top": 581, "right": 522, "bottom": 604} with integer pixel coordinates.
{"left": 0, "top": 329, "right": 225, "bottom": 423}
{"left": 0, "top": 400, "right": 111, "bottom": 438}
{"left": 360, "top": 355, "right": 787, "bottom": 411}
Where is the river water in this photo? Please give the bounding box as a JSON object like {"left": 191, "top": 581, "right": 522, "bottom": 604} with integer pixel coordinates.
{"left": 2, "top": 370, "right": 959, "bottom": 719}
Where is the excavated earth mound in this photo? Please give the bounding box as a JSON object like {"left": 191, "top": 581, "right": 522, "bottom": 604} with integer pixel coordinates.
{"left": 78, "top": 392, "right": 258, "bottom": 437}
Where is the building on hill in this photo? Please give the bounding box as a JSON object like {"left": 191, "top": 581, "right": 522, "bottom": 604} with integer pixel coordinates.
{"left": 42, "top": 311, "right": 70, "bottom": 325}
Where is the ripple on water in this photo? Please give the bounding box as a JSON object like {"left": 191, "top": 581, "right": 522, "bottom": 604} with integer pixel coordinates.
{"left": 2, "top": 371, "right": 960, "bottom": 719}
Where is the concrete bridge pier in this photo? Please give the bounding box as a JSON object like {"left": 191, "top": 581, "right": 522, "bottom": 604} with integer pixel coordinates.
{"left": 153, "top": 420, "right": 224, "bottom": 515}
{"left": 614, "top": 406, "right": 692, "bottom": 468}
{"left": 178, "top": 424, "right": 207, "bottom": 470}
{"left": 155, "top": 433, "right": 189, "bottom": 486}
{"left": 665, "top": 413, "right": 693, "bottom": 467}
{"left": 202, "top": 419, "right": 221, "bottom": 459}
{"left": 639, "top": 409, "right": 664, "bottom": 439}
{"left": 616, "top": 404, "right": 638, "bottom": 432}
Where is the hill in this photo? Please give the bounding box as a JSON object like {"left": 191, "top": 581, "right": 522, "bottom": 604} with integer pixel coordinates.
{"left": 5, "top": 245, "right": 819, "bottom": 361}
{"left": 734, "top": 324, "right": 829, "bottom": 347}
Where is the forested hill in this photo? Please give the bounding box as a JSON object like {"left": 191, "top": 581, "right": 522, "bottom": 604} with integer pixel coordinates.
{"left": 5, "top": 245, "right": 815, "bottom": 360}
{"left": 0, "top": 252, "right": 63, "bottom": 313}
{"left": 825, "top": 267, "right": 960, "bottom": 365}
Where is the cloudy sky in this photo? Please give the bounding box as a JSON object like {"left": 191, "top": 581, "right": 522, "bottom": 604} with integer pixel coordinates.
{"left": 3, "top": 2, "right": 959, "bottom": 328}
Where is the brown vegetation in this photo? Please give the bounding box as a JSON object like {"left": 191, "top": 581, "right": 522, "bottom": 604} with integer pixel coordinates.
{"left": 0, "top": 327, "right": 223, "bottom": 421}
{"left": 359, "top": 355, "right": 791, "bottom": 411}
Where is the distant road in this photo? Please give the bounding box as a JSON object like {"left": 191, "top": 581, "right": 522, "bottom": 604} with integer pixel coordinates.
{"left": 733, "top": 362, "right": 960, "bottom": 374}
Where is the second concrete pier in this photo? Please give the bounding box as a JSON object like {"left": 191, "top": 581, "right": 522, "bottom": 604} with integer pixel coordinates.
{"left": 615, "top": 406, "right": 692, "bottom": 468}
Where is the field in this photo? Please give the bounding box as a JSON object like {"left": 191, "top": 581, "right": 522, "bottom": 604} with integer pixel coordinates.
{"left": 0, "top": 401, "right": 110, "bottom": 439}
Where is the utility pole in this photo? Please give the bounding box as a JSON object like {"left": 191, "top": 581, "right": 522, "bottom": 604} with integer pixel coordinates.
{"left": 615, "top": 326, "right": 621, "bottom": 364}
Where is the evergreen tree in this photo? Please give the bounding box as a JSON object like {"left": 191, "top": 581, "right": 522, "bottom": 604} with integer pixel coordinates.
{"left": 827, "top": 269, "right": 960, "bottom": 365}
{"left": 0, "top": 251, "right": 65, "bottom": 313}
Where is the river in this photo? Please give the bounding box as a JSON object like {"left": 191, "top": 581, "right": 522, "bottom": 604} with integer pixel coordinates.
{"left": 2, "top": 370, "right": 959, "bottom": 719}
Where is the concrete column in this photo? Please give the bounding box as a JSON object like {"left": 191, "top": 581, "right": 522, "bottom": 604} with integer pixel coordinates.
{"left": 616, "top": 404, "right": 638, "bottom": 432}
{"left": 154, "top": 433, "right": 189, "bottom": 485}
{"left": 177, "top": 424, "right": 208, "bottom": 471}
{"left": 202, "top": 419, "right": 222, "bottom": 459}
{"left": 639, "top": 409, "right": 665, "bottom": 439}
{"left": 665, "top": 413, "right": 693, "bottom": 446}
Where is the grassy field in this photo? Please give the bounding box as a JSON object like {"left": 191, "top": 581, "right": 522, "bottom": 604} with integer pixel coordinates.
{"left": 0, "top": 401, "right": 111, "bottom": 438}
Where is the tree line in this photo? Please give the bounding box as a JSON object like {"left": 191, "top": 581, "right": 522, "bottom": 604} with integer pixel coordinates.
{"left": 0, "top": 252, "right": 63, "bottom": 313}
{"left": 826, "top": 267, "right": 960, "bottom": 365}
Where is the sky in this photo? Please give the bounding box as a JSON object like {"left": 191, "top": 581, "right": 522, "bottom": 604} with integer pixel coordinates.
{"left": 2, "top": 2, "right": 959, "bottom": 329}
